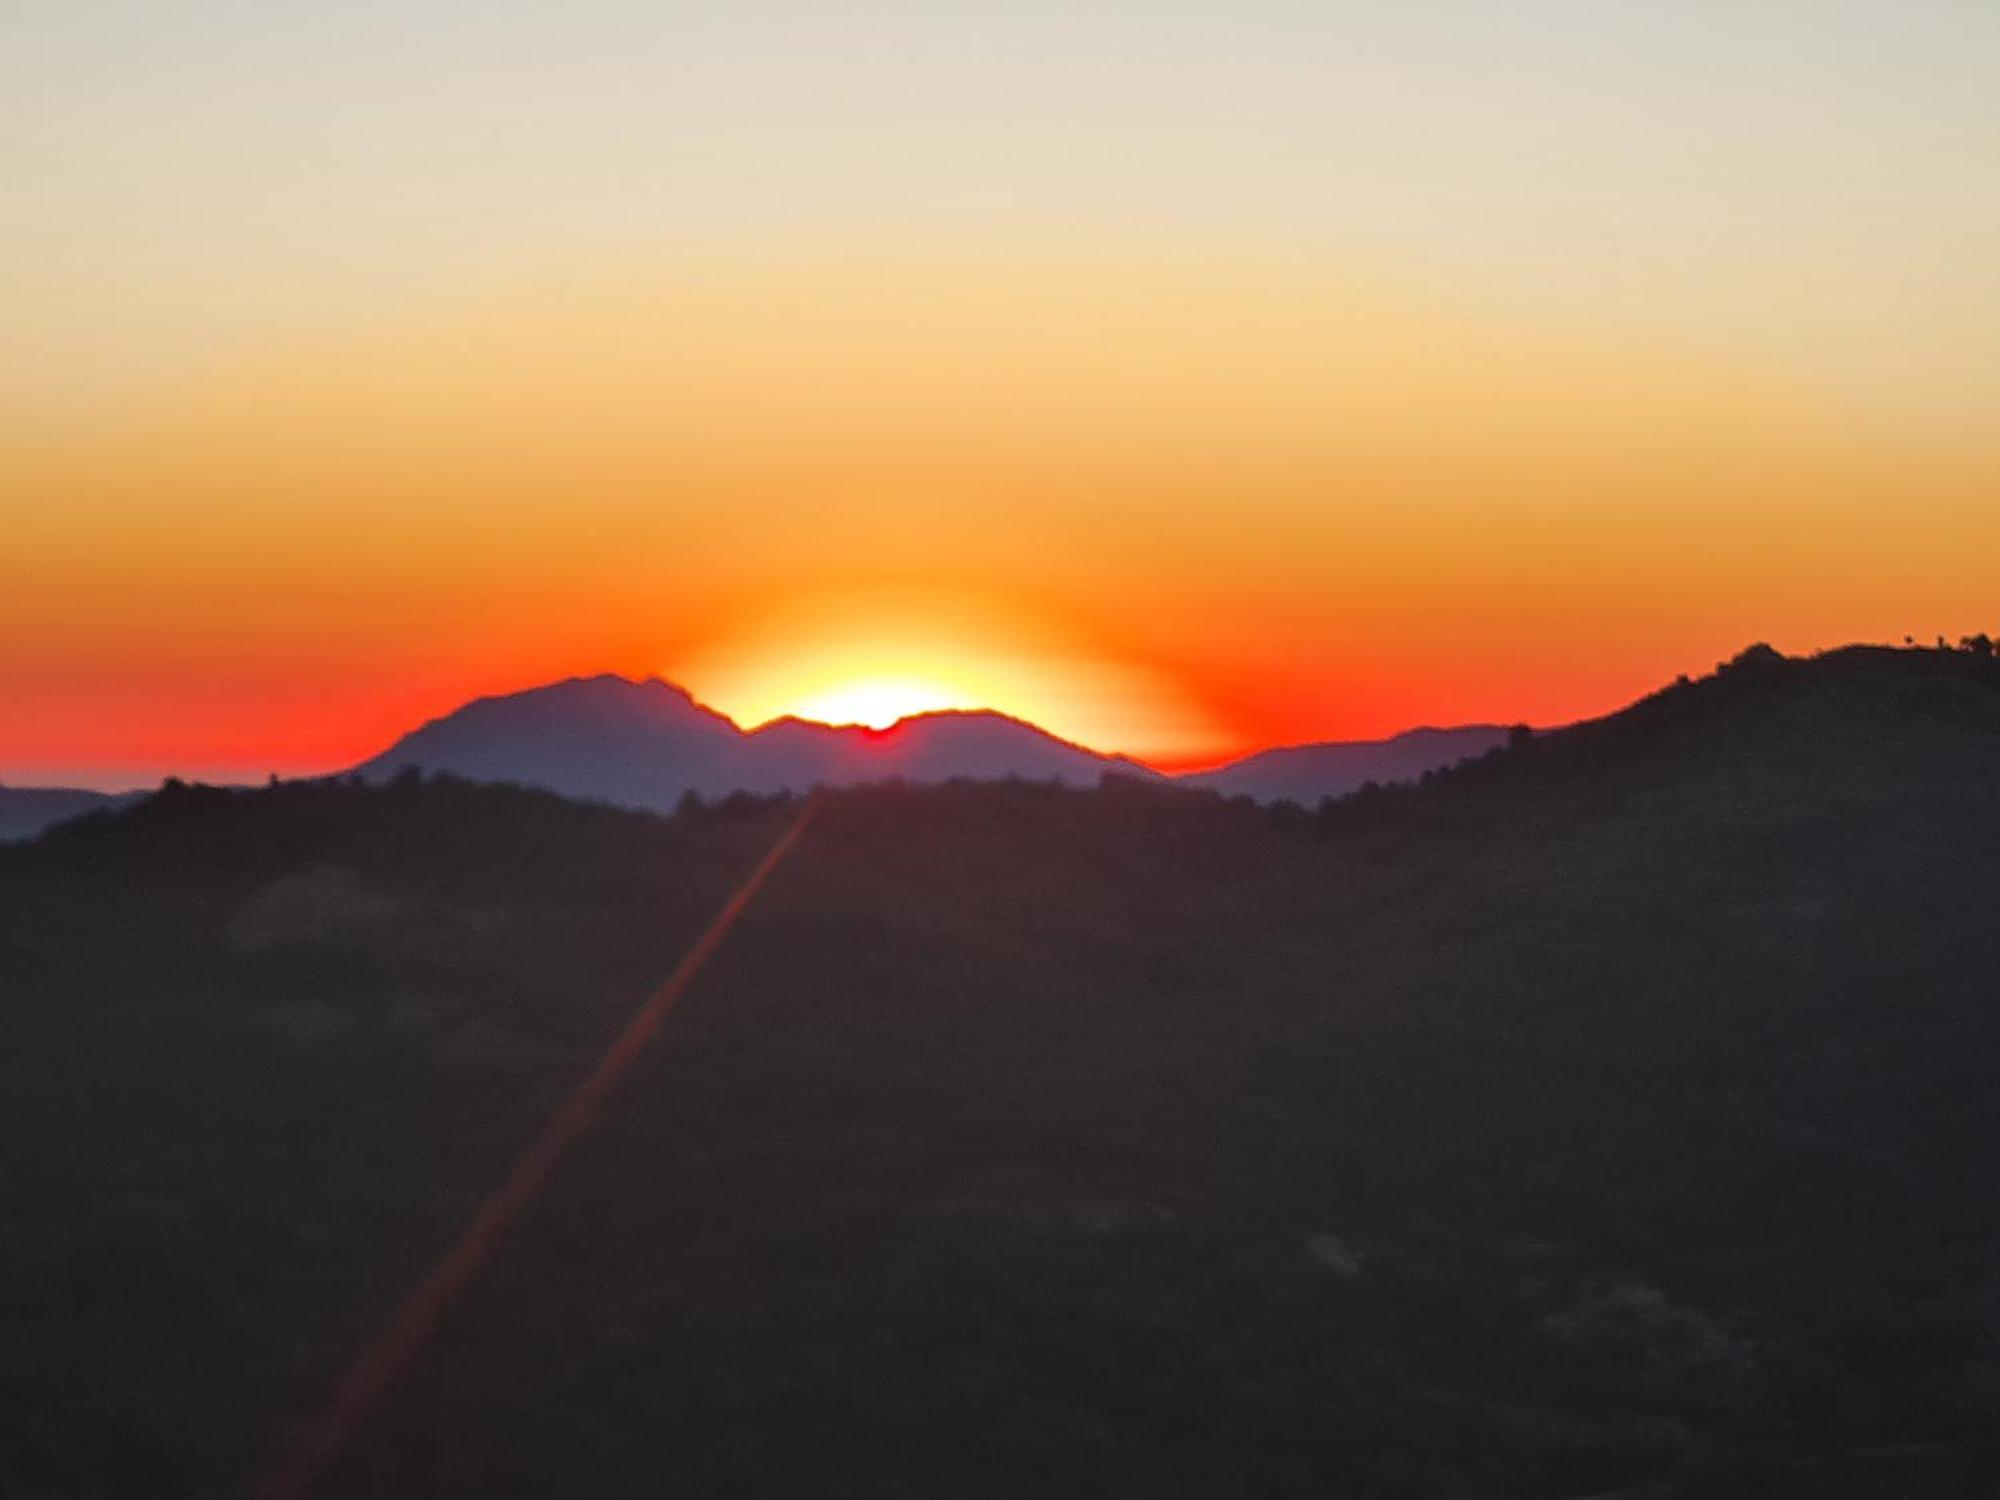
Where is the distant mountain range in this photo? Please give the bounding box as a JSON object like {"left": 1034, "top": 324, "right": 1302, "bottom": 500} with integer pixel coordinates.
{"left": 348, "top": 675, "right": 1161, "bottom": 807}
{"left": 1182, "top": 724, "right": 1510, "bottom": 803}
{"left": 0, "top": 676, "right": 1506, "bottom": 839}
{"left": 348, "top": 675, "right": 1503, "bottom": 812}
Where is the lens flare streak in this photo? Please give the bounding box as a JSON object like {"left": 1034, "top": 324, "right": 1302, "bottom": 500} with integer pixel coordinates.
{"left": 252, "top": 802, "right": 817, "bottom": 1500}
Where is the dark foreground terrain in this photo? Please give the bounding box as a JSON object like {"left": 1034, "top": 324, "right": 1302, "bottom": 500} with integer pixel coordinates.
{"left": 3, "top": 645, "right": 1999, "bottom": 1498}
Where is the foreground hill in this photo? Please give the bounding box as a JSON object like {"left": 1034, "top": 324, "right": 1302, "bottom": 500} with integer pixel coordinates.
{"left": 350, "top": 674, "right": 1151, "bottom": 805}
{"left": 3, "top": 644, "right": 1998, "bottom": 1498}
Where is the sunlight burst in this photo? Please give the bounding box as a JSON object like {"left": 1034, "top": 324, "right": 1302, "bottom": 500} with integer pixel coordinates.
{"left": 784, "top": 677, "right": 973, "bottom": 730}
{"left": 673, "top": 588, "right": 1234, "bottom": 764}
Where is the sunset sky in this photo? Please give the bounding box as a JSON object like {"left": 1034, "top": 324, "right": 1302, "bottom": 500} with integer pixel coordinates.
{"left": 6, "top": 3, "right": 1999, "bottom": 785}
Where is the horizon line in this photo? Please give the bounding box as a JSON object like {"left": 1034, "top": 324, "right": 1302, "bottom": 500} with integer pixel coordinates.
{"left": 11, "top": 635, "right": 1966, "bottom": 794}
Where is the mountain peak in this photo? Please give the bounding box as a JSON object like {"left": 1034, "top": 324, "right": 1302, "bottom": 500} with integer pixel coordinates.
{"left": 351, "top": 676, "right": 1139, "bottom": 807}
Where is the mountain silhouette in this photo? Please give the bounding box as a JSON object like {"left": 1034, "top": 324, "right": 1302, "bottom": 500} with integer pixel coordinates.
{"left": 1185, "top": 724, "right": 1509, "bottom": 802}
{"left": 1, "top": 681, "right": 1511, "bottom": 837}
{"left": 349, "top": 675, "right": 1522, "bottom": 809}
{"left": 1329, "top": 639, "right": 2000, "bottom": 821}
{"left": 350, "top": 674, "right": 1155, "bottom": 806}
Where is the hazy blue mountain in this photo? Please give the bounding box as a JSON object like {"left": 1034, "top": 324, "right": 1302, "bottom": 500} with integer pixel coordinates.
{"left": 1185, "top": 724, "right": 1510, "bottom": 803}
{"left": 351, "top": 676, "right": 749, "bottom": 807}
{"left": 351, "top": 674, "right": 1152, "bottom": 806}
{"left": 744, "top": 709, "right": 1156, "bottom": 790}
{"left": 0, "top": 784, "right": 124, "bottom": 841}
{"left": 0, "top": 683, "right": 1510, "bottom": 834}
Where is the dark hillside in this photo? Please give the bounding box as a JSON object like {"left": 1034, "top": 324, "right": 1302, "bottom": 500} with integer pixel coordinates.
{"left": 2, "top": 647, "right": 1998, "bottom": 1498}
{"left": 1332, "top": 643, "right": 2000, "bottom": 827}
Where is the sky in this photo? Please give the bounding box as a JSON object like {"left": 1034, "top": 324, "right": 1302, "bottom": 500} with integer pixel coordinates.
{"left": 5, "top": 2, "right": 1999, "bottom": 785}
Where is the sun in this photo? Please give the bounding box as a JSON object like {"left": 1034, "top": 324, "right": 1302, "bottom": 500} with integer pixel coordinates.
{"left": 784, "top": 676, "right": 974, "bottom": 730}
{"left": 672, "top": 588, "right": 1234, "bottom": 764}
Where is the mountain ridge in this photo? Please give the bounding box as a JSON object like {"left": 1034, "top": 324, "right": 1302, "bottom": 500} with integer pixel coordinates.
{"left": 349, "top": 675, "right": 1154, "bottom": 809}
{"left": 0, "top": 784, "right": 130, "bottom": 841}
{"left": 349, "top": 674, "right": 1507, "bottom": 812}
{"left": 1184, "top": 723, "right": 1510, "bottom": 803}
{"left": 0, "top": 683, "right": 1503, "bottom": 839}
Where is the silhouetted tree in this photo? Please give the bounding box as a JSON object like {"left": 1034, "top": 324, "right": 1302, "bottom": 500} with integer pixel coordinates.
{"left": 1721, "top": 643, "right": 1785, "bottom": 673}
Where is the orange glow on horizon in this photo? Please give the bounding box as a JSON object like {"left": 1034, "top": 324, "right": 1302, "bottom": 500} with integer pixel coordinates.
{"left": 673, "top": 588, "right": 1235, "bottom": 765}
{"left": 781, "top": 678, "right": 977, "bottom": 732}
{"left": 11, "top": 7, "right": 2000, "bottom": 789}
{"left": 6, "top": 242, "right": 2000, "bottom": 786}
